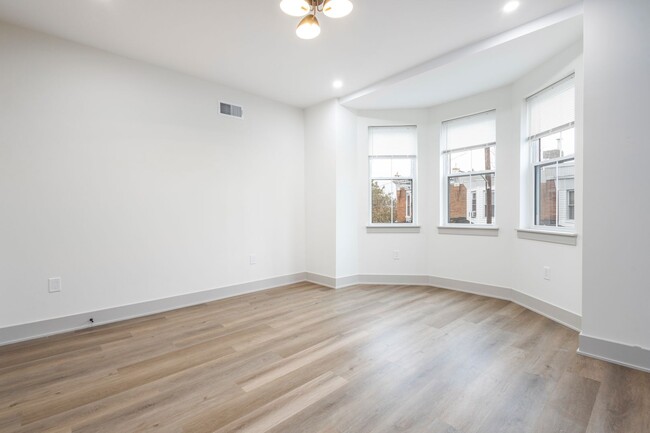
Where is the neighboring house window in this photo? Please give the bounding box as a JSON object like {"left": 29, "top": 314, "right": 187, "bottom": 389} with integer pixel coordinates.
{"left": 471, "top": 191, "right": 477, "bottom": 219}
{"left": 567, "top": 189, "right": 575, "bottom": 220}
{"left": 441, "top": 110, "right": 496, "bottom": 225}
{"left": 526, "top": 74, "right": 576, "bottom": 229}
{"left": 368, "top": 126, "right": 417, "bottom": 224}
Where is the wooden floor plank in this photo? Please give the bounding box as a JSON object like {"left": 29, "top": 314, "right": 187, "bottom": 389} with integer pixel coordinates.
{"left": 0, "top": 283, "right": 647, "bottom": 432}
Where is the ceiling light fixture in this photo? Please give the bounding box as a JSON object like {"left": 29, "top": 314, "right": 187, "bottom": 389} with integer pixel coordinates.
{"left": 332, "top": 80, "right": 343, "bottom": 89}
{"left": 503, "top": 1, "right": 520, "bottom": 13}
{"left": 281, "top": 0, "right": 354, "bottom": 40}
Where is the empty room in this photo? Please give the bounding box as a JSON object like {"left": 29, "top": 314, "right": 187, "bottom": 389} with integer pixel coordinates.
{"left": 0, "top": 0, "right": 649, "bottom": 432}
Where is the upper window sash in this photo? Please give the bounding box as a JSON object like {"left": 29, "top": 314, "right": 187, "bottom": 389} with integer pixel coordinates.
{"left": 446, "top": 169, "right": 495, "bottom": 178}
{"left": 533, "top": 155, "right": 574, "bottom": 168}
{"left": 441, "top": 141, "right": 496, "bottom": 155}
{"left": 369, "top": 154, "right": 417, "bottom": 159}
{"left": 526, "top": 74, "right": 575, "bottom": 138}
{"left": 527, "top": 121, "right": 575, "bottom": 142}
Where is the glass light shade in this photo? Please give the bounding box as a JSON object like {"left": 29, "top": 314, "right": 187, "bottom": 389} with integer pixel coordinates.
{"left": 323, "top": 0, "right": 353, "bottom": 18}
{"left": 280, "top": 0, "right": 311, "bottom": 17}
{"left": 296, "top": 14, "right": 321, "bottom": 39}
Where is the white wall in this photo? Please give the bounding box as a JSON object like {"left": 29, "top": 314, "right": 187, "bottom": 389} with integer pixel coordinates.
{"left": 582, "top": 0, "right": 650, "bottom": 349}
{"left": 304, "top": 100, "right": 337, "bottom": 279}
{"left": 335, "top": 105, "right": 359, "bottom": 279}
{"left": 427, "top": 88, "right": 515, "bottom": 290}
{"left": 0, "top": 22, "right": 306, "bottom": 328}
{"left": 356, "top": 110, "right": 431, "bottom": 277}
{"left": 304, "top": 100, "right": 359, "bottom": 281}
{"left": 352, "top": 45, "right": 584, "bottom": 316}
{"left": 511, "top": 43, "right": 584, "bottom": 315}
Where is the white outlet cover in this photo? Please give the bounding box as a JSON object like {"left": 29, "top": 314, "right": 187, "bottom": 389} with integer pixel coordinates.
{"left": 249, "top": 255, "right": 257, "bottom": 265}
{"left": 48, "top": 277, "right": 62, "bottom": 293}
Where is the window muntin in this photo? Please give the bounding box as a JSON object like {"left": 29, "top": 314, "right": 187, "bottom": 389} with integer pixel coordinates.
{"left": 441, "top": 110, "right": 496, "bottom": 225}
{"left": 527, "top": 75, "right": 576, "bottom": 229}
{"left": 369, "top": 126, "right": 417, "bottom": 225}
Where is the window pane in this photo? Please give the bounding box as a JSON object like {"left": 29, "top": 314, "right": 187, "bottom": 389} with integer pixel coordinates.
{"left": 391, "top": 158, "right": 413, "bottom": 178}
{"left": 369, "top": 126, "right": 417, "bottom": 156}
{"left": 470, "top": 146, "right": 496, "bottom": 172}
{"left": 394, "top": 179, "right": 413, "bottom": 223}
{"left": 536, "top": 160, "right": 575, "bottom": 227}
{"left": 448, "top": 175, "right": 471, "bottom": 224}
{"left": 370, "top": 159, "right": 392, "bottom": 178}
{"left": 472, "top": 174, "right": 496, "bottom": 224}
{"left": 370, "top": 157, "right": 414, "bottom": 178}
{"left": 447, "top": 145, "right": 495, "bottom": 174}
{"left": 448, "top": 174, "right": 495, "bottom": 224}
{"left": 536, "top": 128, "right": 575, "bottom": 162}
{"left": 448, "top": 149, "right": 472, "bottom": 173}
{"left": 371, "top": 179, "right": 413, "bottom": 223}
{"left": 371, "top": 180, "right": 394, "bottom": 223}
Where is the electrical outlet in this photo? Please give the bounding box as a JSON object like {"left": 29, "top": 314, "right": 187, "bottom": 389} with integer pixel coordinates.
{"left": 48, "top": 277, "right": 62, "bottom": 293}
{"left": 393, "top": 250, "right": 400, "bottom": 260}
{"left": 249, "top": 254, "right": 257, "bottom": 265}
{"left": 543, "top": 266, "right": 550, "bottom": 281}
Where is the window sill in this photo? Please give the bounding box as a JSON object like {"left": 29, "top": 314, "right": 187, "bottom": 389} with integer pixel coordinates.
{"left": 437, "top": 226, "right": 499, "bottom": 237}
{"left": 516, "top": 228, "right": 577, "bottom": 245}
{"left": 366, "top": 225, "right": 421, "bottom": 233}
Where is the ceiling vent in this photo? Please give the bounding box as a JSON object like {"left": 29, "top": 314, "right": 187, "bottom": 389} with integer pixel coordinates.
{"left": 220, "top": 102, "right": 243, "bottom": 119}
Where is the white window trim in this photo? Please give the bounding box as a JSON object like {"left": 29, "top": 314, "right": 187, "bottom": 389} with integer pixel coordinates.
{"left": 368, "top": 126, "right": 418, "bottom": 227}
{"left": 516, "top": 228, "right": 577, "bottom": 246}
{"left": 524, "top": 74, "right": 577, "bottom": 235}
{"left": 367, "top": 225, "right": 421, "bottom": 233}
{"left": 438, "top": 226, "right": 499, "bottom": 237}
{"left": 440, "top": 110, "right": 497, "bottom": 229}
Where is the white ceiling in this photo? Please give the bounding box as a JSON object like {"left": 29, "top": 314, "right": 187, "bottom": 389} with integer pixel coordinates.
{"left": 342, "top": 15, "right": 583, "bottom": 110}
{"left": 0, "top": 0, "right": 583, "bottom": 108}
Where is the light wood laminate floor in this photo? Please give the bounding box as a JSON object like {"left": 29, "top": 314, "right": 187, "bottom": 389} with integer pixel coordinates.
{"left": 1, "top": 283, "right": 649, "bottom": 433}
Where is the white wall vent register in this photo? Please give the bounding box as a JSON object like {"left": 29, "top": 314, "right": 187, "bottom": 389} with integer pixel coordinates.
{"left": 220, "top": 102, "right": 243, "bottom": 118}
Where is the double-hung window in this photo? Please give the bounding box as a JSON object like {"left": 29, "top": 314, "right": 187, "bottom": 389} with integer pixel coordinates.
{"left": 441, "top": 110, "right": 496, "bottom": 225}
{"left": 368, "top": 126, "right": 417, "bottom": 225}
{"left": 526, "top": 74, "right": 575, "bottom": 229}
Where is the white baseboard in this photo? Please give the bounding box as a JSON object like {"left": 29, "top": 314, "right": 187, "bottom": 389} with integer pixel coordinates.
{"left": 0, "top": 272, "right": 580, "bottom": 352}
{"left": 511, "top": 290, "right": 581, "bottom": 332}
{"left": 335, "top": 274, "right": 360, "bottom": 289}
{"left": 429, "top": 275, "right": 581, "bottom": 331}
{"left": 305, "top": 272, "right": 338, "bottom": 289}
{"left": 358, "top": 274, "right": 430, "bottom": 286}
{"left": 427, "top": 275, "right": 511, "bottom": 300}
{"left": 305, "top": 273, "right": 361, "bottom": 289}
{"left": 578, "top": 334, "right": 650, "bottom": 373}
{"left": 354, "top": 274, "right": 581, "bottom": 332}
{"left": 0, "top": 272, "right": 307, "bottom": 347}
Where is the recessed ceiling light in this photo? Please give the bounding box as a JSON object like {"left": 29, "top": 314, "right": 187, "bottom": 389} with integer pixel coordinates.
{"left": 503, "top": 1, "right": 520, "bottom": 13}
{"left": 332, "top": 80, "right": 343, "bottom": 89}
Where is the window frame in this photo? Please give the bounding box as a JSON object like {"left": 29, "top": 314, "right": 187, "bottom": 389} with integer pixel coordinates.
{"left": 367, "top": 125, "right": 418, "bottom": 226}
{"left": 526, "top": 74, "right": 576, "bottom": 232}
{"left": 441, "top": 110, "right": 497, "bottom": 227}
